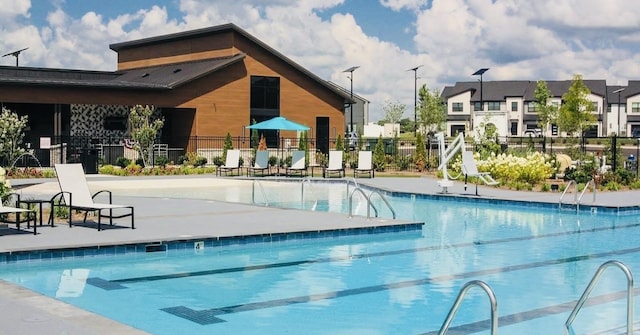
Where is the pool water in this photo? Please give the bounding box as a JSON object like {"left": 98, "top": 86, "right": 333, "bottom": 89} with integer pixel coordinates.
{"left": 2, "top": 181, "right": 640, "bottom": 334}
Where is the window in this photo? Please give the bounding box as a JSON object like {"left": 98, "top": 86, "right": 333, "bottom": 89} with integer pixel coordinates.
{"left": 251, "top": 76, "right": 280, "bottom": 109}
{"left": 511, "top": 101, "right": 518, "bottom": 112}
{"left": 450, "top": 125, "right": 465, "bottom": 136}
{"left": 473, "top": 102, "right": 482, "bottom": 111}
{"left": 104, "top": 116, "right": 127, "bottom": 131}
{"left": 633, "top": 102, "right": 640, "bottom": 113}
{"left": 551, "top": 124, "right": 558, "bottom": 136}
{"left": 487, "top": 102, "right": 500, "bottom": 111}
{"left": 527, "top": 102, "right": 537, "bottom": 113}
{"left": 510, "top": 121, "right": 518, "bottom": 135}
{"left": 607, "top": 103, "right": 612, "bottom": 113}
{"left": 591, "top": 101, "right": 598, "bottom": 113}
{"left": 452, "top": 102, "right": 463, "bottom": 112}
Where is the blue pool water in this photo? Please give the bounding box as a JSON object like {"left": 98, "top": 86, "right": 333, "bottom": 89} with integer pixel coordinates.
{"left": 2, "top": 181, "right": 640, "bottom": 334}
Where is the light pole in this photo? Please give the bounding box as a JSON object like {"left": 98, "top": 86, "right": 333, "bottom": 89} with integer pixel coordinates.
{"left": 612, "top": 87, "right": 625, "bottom": 135}
{"left": 409, "top": 65, "right": 423, "bottom": 136}
{"left": 472, "top": 68, "right": 489, "bottom": 112}
{"left": 343, "top": 66, "right": 359, "bottom": 134}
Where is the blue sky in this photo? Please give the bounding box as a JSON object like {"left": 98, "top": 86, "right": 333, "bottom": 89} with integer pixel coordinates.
{"left": 2, "top": 0, "right": 640, "bottom": 122}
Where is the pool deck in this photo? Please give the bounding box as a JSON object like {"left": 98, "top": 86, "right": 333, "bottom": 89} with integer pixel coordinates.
{"left": 2, "top": 174, "right": 640, "bottom": 334}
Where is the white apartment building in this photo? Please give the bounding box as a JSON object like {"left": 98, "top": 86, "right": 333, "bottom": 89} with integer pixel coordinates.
{"left": 441, "top": 80, "right": 640, "bottom": 138}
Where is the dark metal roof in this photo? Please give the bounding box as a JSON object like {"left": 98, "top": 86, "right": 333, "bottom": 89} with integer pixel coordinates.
{"left": 0, "top": 54, "right": 246, "bottom": 89}
{"left": 442, "top": 79, "right": 607, "bottom": 102}
{"left": 112, "top": 54, "right": 246, "bottom": 88}
{"left": 109, "top": 23, "right": 352, "bottom": 101}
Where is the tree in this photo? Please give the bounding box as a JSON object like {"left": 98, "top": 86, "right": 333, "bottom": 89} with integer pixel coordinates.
{"left": 380, "top": 99, "right": 406, "bottom": 125}
{"left": 417, "top": 85, "right": 446, "bottom": 134}
{"left": 129, "top": 105, "right": 164, "bottom": 167}
{"left": 298, "top": 130, "right": 309, "bottom": 166}
{"left": 223, "top": 132, "right": 233, "bottom": 162}
{"left": 0, "top": 107, "right": 28, "bottom": 166}
{"left": 557, "top": 74, "right": 596, "bottom": 136}
{"left": 414, "top": 131, "right": 427, "bottom": 172}
{"left": 373, "top": 134, "right": 386, "bottom": 171}
{"left": 534, "top": 80, "right": 559, "bottom": 133}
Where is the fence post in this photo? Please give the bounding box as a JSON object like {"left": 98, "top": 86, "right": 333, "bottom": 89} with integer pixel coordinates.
{"left": 612, "top": 135, "right": 617, "bottom": 172}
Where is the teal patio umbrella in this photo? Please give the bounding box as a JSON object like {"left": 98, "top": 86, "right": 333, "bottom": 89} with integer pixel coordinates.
{"left": 246, "top": 117, "right": 310, "bottom": 174}
{"left": 246, "top": 116, "right": 310, "bottom": 131}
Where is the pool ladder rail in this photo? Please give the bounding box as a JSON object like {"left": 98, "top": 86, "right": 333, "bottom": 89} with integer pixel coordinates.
{"left": 346, "top": 178, "right": 396, "bottom": 219}
{"left": 559, "top": 179, "right": 596, "bottom": 211}
{"left": 438, "top": 280, "right": 498, "bottom": 335}
{"left": 565, "top": 260, "right": 634, "bottom": 335}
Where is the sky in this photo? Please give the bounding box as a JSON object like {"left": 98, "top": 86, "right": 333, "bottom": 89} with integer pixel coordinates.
{"left": 2, "top": 0, "right": 640, "bottom": 122}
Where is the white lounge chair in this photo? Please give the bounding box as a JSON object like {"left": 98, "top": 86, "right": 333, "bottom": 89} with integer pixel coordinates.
{"left": 0, "top": 194, "right": 36, "bottom": 234}
{"left": 286, "top": 150, "right": 307, "bottom": 177}
{"left": 246, "top": 150, "right": 271, "bottom": 177}
{"left": 217, "top": 149, "right": 241, "bottom": 176}
{"left": 354, "top": 151, "right": 374, "bottom": 178}
{"left": 323, "top": 150, "right": 345, "bottom": 178}
{"left": 53, "top": 163, "right": 134, "bottom": 231}
{"left": 461, "top": 151, "right": 498, "bottom": 195}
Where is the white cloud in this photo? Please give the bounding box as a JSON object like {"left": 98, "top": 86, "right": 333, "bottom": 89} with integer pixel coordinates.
{"left": 2, "top": 0, "right": 640, "bottom": 121}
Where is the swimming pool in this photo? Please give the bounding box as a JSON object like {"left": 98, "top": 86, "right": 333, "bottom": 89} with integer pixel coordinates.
{"left": 2, "top": 180, "right": 640, "bottom": 334}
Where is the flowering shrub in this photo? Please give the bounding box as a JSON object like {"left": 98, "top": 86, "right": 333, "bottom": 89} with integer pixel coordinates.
{"left": 451, "top": 151, "right": 554, "bottom": 186}
{"left": 99, "top": 165, "right": 216, "bottom": 176}
{"left": 0, "top": 167, "right": 11, "bottom": 204}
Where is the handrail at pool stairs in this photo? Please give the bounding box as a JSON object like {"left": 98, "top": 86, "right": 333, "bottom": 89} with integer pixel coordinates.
{"left": 348, "top": 186, "right": 396, "bottom": 220}
{"left": 300, "top": 177, "right": 319, "bottom": 210}
{"left": 559, "top": 179, "right": 596, "bottom": 212}
{"left": 251, "top": 179, "right": 269, "bottom": 206}
{"left": 438, "top": 280, "right": 498, "bottom": 335}
{"left": 565, "top": 260, "right": 634, "bottom": 335}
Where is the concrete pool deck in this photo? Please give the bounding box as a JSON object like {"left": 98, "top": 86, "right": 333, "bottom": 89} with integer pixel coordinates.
{"left": 1, "top": 174, "right": 640, "bottom": 334}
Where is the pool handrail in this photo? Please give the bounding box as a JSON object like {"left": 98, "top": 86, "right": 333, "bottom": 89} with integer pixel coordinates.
{"left": 300, "top": 177, "right": 318, "bottom": 209}
{"left": 251, "top": 179, "right": 269, "bottom": 206}
{"left": 565, "top": 260, "right": 634, "bottom": 335}
{"left": 438, "top": 280, "right": 498, "bottom": 335}
{"left": 348, "top": 187, "right": 377, "bottom": 219}
{"left": 559, "top": 180, "right": 577, "bottom": 210}
{"left": 576, "top": 179, "right": 596, "bottom": 211}
{"left": 346, "top": 177, "right": 359, "bottom": 196}
{"left": 368, "top": 190, "right": 396, "bottom": 219}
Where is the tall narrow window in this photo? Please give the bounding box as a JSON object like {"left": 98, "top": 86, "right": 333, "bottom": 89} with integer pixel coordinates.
{"left": 250, "top": 76, "right": 281, "bottom": 146}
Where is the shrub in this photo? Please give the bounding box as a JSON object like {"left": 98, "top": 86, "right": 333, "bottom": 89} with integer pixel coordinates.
{"left": 268, "top": 155, "right": 278, "bottom": 167}
{"left": 155, "top": 156, "right": 169, "bottom": 167}
{"left": 212, "top": 156, "right": 224, "bottom": 167}
{"left": 115, "top": 156, "right": 131, "bottom": 168}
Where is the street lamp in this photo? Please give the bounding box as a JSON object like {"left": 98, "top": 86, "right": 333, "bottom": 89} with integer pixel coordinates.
{"left": 612, "top": 87, "right": 625, "bottom": 135}
{"left": 472, "top": 68, "right": 489, "bottom": 112}
{"left": 343, "top": 66, "right": 359, "bottom": 134}
{"left": 409, "top": 65, "right": 423, "bottom": 136}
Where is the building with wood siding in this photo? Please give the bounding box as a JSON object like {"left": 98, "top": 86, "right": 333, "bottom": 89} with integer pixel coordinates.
{"left": 0, "top": 23, "right": 351, "bottom": 167}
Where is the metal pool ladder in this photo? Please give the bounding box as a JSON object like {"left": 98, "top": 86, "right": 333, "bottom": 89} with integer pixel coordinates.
{"left": 559, "top": 179, "right": 596, "bottom": 211}
{"left": 438, "top": 280, "right": 498, "bottom": 335}
{"left": 348, "top": 186, "right": 396, "bottom": 219}
{"left": 251, "top": 179, "right": 269, "bottom": 206}
{"left": 565, "top": 260, "right": 634, "bottom": 335}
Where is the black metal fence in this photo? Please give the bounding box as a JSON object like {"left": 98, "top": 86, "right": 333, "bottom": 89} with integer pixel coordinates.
{"left": 8, "top": 135, "right": 640, "bottom": 173}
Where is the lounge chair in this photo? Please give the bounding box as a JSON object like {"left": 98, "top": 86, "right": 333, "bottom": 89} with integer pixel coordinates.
{"left": 217, "top": 149, "right": 241, "bottom": 176}
{"left": 286, "top": 150, "right": 308, "bottom": 177}
{"left": 323, "top": 150, "right": 345, "bottom": 178}
{"left": 246, "top": 150, "right": 271, "bottom": 177}
{"left": 0, "top": 194, "right": 36, "bottom": 235}
{"left": 353, "top": 151, "right": 374, "bottom": 178}
{"left": 52, "top": 163, "right": 134, "bottom": 231}
{"left": 461, "top": 151, "right": 499, "bottom": 195}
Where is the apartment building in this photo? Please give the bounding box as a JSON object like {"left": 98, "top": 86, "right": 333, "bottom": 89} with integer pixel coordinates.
{"left": 441, "top": 79, "right": 640, "bottom": 138}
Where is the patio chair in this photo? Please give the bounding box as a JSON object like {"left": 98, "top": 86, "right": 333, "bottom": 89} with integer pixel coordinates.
{"left": 461, "top": 151, "right": 498, "bottom": 195}
{"left": 246, "top": 150, "right": 271, "bottom": 177}
{"left": 286, "top": 150, "right": 308, "bottom": 177}
{"left": 52, "top": 163, "right": 134, "bottom": 231}
{"left": 0, "top": 194, "right": 37, "bottom": 235}
{"left": 217, "top": 149, "right": 241, "bottom": 176}
{"left": 323, "top": 150, "right": 345, "bottom": 178}
{"left": 353, "top": 151, "right": 374, "bottom": 178}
